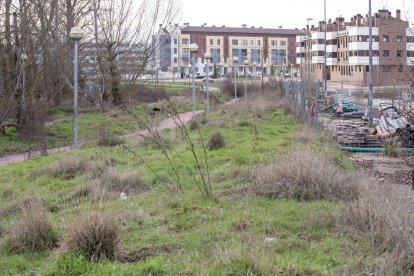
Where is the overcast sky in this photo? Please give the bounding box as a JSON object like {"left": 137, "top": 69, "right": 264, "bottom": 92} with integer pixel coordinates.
{"left": 179, "top": 0, "right": 414, "bottom": 29}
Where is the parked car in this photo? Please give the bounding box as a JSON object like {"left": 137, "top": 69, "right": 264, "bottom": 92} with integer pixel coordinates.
{"left": 217, "top": 77, "right": 228, "bottom": 82}
{"left": 201, "top": 77, "right": 215, "bottom": 83}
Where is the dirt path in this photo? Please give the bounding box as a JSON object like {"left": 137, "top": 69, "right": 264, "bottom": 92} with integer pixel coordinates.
{"left": 0, "top": 110, "right": 205, "bottom": 167}
{"left": 350, "top": 152, "right": 414, "bottom": 186}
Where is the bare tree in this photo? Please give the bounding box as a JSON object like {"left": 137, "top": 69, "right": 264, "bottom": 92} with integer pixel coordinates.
{"left": 90, "top": 0, "right": 181, "bottom": 106}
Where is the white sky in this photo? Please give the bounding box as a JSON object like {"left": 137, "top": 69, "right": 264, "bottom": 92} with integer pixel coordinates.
{"left": 179, "top": 0, "right": 414, "bottom": 29}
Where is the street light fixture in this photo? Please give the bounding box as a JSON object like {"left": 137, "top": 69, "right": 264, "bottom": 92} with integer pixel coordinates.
{"left": 69, "top": 26, "right": 84, "bottom": 148}
{"left": 189, "top": 43, "right": 198, "bottom": 120}
{"left": 232, "top": 56, "right": 239, "bottom": 99}
{"left": 20, "top": 53, "right": 28, "bottom": 110}
{"left": 204, "top": 52, "right": 212, "bottom": 113}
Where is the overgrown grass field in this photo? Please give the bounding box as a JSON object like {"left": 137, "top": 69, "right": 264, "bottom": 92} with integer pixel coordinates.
{"left": 0, "top": 91, "right": 412, "bottom": 275}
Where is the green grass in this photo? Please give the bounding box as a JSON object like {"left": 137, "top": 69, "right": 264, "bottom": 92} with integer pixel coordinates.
{"left": 0, "top": 100, "right": 372, "bottom": 274}
{"left": 0, "top": 103, "right": 170, "bottom": 157}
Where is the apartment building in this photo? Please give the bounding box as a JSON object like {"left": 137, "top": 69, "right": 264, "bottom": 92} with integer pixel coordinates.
{"left": 176, "top": 25, "right": 298, "bottom": 78}
{"left": 296, "top": 9, "right": 414, "bottom": 86}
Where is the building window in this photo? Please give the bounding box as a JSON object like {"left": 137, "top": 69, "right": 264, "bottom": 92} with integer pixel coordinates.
{"left": 397, "top": 35, "right": 403, "bottom": 42}
{"left": 232, "top": 39, "right": 238, "bottom": 46}
{"left": 280, "top": 41, "right": 286, "bottom": 46}
{"left": 211, "top": 48, "right": 221, "bottom": 63}
{"left": 382, "top": 50, "right": 389, "bottom": 57}
{"left": 210, "top": 39, "right": 213, "bottom": 45}
{"left": 182, "top": 38, "right": 189, "bottom": 45}
{"left": 250, "top": 40, "right": 254, "bottom": 46}
{"left": 173, "top": 48, "right": 177, "bottom": 54}
{"left": 271, "top": 40, "right": 277, "bottom": 47}
{"left": 174, "top": 39, "right": 178, "bottom": 45}
{"left": 397, "top": 50, "right": 404, "bottom": 57}
{"left": 217, "top": 39, "right": 221, "bottom": 45}
{"left": 382, "top": 35, "right": 389, "bottom": 42}
{"left": 258, "top": 40, "right": 261, "bottom": 46}
{"left": 173, "top": 57, "right": 177, "bottom": 64}
{"left": 241, "top": 39, "right": 248, "bottom": 46}
{"left": 251, "top": 49, "right": 260, "bottom": 63}
{"left": 382, "top": 65, "right": 391, "bottom": 73}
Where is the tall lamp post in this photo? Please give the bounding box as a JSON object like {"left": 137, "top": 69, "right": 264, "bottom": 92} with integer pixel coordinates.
{"left": 306, "top": 17, "right": 313, "bottom": 97}
{"left": 232, "top": 56, "right": 239, "bottom": 98}
{"left": 189, "top": 43, "right": 198, "bottom": 120}
{"left": 20, "top": 53, "right": 28, "bottom": 111}
{"left": 368, "top": 0, "right": 374, "bottom": 124}
{"left": 204, "top": 52, "right": 212, "bottom": 113}
{"left": 251, "top": 62, "right": 257, "bottom": 85}
{"left": 69, "top": 26, "right": 84, "bottom": 148}
{"left": 243, "top": 60, "right": 248, "bottom": 98}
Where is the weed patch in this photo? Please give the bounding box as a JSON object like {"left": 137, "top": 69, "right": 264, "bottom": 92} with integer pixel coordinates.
{"left": 65, "top": 211, "right": 121, "bottom": 261}
{"left": 208, "top": 132, "right": 225, "bottom": 151}
{"left": 5, "top": 197, "right": 58, "bottom": 253}
{"left": 250, "top": 147, "right": 360, "bottom": 201}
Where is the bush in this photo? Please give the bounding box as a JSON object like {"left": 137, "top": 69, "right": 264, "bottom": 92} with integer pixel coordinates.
{"left": 189, "top": 120, "right": 199, "bottom": 130}
{"left": 208, "top": 132, "right": 225, "bottom": 151}
{"left": 6, "top": 197, "right": 58, "bottom": 253}
{"left": 336, "top": 184, "right": 414, "bottom": 273}
{"left": 66, "top": 211, "right": 121, "bottom": 261}
{"left": 97, "top": 124, "right": 123, "bottom": 147}
{"left": 33, "top": 155, "right": 89, "bottom": 180}
{"left": 252, "top": 147, "right": 360, "bottom": 201}
{"left": 93, "top": 168, "right": 149, "bottom": 194}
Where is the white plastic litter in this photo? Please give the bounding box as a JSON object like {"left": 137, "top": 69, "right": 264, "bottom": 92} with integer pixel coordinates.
{"left": 120, "top": 192, "right": 127, "bottom": 201}
{"left": 264, "top": 237, "right": 277, "bottom": 243}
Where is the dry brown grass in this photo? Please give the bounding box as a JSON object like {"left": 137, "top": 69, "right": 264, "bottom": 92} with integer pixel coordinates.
{"left": 336, "top": 184, "right": 414, "bottom": 273}
{"left": 65, "top": 211, "right": 121, "bottom": 261}
{"left": 96, "top": 124, "right": 124, "bottom": 147}
{"left": 6, "top": 197, "right": 58, "bottom": 253}
{"left": 250, "top": 147, "right": 360, "bottom": 201}
{"left": 92, "top": 168, "right": 149, "bottom": 195}
{"left": 33, "top": 154, "right": 89, "bottom": 180}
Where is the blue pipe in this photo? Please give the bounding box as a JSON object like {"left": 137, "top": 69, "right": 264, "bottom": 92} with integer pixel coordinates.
{"left": 340, "top": 146, "right": 414, "bottom": 153}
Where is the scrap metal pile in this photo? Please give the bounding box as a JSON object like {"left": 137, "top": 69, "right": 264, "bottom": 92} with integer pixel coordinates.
{"left": 320, "top": 101, "right": 414, "bottom": 148}
{"left": 375, "top": 105, "right": 414, "bottom": 148}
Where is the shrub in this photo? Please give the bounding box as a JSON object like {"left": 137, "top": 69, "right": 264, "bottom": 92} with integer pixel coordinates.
{"left": 93, "top": 168, "right": 149, "bottom": 194}
{"left": 66, "top": 211, "right": 121, "bottom": 261}
{"left": 208, "top": 132, "right": 225, "bottom": 151}
{"left": 6, "top": 197, "right": 58, "bottom": 253}
{"left": 189, "top": 120, "right": 199, "bottom": 130}
{"left": 252, "top": 147, "right": 360, "bottom": 201}
{"left": 336, "top": 184, "right": 414, "bottom": 273}
{"left": 97, "top": 124, "right": 123, "bottom": 147}
{"left": 33, "top": 155, "right": 88, "bottom": 180}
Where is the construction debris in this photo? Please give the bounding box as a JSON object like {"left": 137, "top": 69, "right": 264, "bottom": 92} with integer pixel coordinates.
{"left": 376, "top": 105, "right": 414, "bottom": 147}
{"left": 319, "top": 117, "right": 382, "bottom": 148}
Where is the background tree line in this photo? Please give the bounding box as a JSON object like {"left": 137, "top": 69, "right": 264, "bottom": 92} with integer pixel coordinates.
{"left": 0, "top": 0, "right": 180, "bottom": 140}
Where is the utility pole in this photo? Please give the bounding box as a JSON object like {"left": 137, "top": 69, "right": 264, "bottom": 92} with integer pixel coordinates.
{"left": 368, "top": 0, "right": 374, "bottom": 124}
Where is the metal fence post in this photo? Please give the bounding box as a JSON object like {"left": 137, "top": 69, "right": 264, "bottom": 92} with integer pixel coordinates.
{"left": 301, "top": 79, "right": 306, "bottom": 123}
{"left": 315, "top": 80, "right": 320, "bottom": 132}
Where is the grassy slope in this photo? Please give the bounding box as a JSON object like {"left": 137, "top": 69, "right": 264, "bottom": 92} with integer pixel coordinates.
{"left": 0, "top": 104, "right": 366, "bottom": 275}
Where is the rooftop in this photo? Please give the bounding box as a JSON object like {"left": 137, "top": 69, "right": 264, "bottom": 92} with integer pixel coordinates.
{"left": 181, "top": 26, "right": 299, "bottom": 36}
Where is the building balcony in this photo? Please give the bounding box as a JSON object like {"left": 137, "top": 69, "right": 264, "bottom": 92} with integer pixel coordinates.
{"left": 312, "top": 56, "right": 325, "bottom": 64}
{"left": 349, "top": 42, "right": 379, "bottom": 51}
{"left": 296, "top": 47, "right": 305, "bottom": 53}
{"left": 407, "top": 43, "right": 414, "bottom": 51}
{"left": 349, "top": 56, "right": 379, "bottom": 65}
{"left": 312, "top": 44, "right": 325, "bottom": 51}
{"left": 326, "top": 58, "right": 337, "bottom": 66}
{"left": 326, "top": 45, "right": 337, "bottom": 52}
{"left": 407, "top": 57, "right": 414, "bottom": 66}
